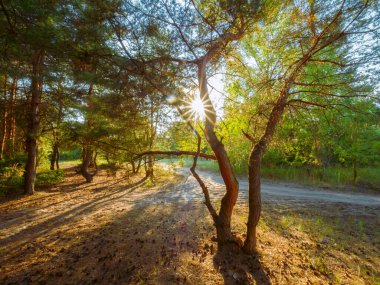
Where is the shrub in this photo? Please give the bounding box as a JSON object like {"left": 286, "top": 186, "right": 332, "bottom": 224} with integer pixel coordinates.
{"left": 35, "top": 170, "right": 65, "bottom": 187}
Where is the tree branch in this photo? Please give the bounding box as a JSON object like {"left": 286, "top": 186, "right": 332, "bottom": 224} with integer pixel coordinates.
{"left": 135, "top": 150, "right": 216, "bottom": 160}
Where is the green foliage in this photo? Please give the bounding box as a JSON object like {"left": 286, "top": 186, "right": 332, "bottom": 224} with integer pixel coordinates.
{"left": 35, "top": 170, "right": 65, "bottom": 187}
{"left": 59, "top": 149, "right": 82, "bottom": 161}
{"left": 0, "top": 164, "right": 24, "bottom": 196}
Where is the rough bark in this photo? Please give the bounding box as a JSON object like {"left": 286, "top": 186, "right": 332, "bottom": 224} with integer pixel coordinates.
{"left": 243, "top": 105, "right": 287, "bottom": 253}
{"left": 24, "top": 50, "right": 44, "bottom": 195}
{"left": 198, "top": 61, "right": 239, "bottom": 244}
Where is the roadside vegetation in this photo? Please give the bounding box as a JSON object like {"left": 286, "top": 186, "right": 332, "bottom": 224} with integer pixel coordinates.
{"left": 165, "top": 158, "right": 380, "bottom": 191}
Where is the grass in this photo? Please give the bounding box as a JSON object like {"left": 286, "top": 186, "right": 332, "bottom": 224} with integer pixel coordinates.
{"left": 253, "top": 204, "right": 380, "bottom": 284}
{"left": 0, "top": 158, "right": 74, "bottom": 196}
{"left": 260, "top": 166, "right": 380, "bottom": 190}
{"left": 162, "top": 158, "right": 380, "bottom": 191}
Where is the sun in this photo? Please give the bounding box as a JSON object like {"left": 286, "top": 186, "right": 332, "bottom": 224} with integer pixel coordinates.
{"left": 190, "top": 97, "right": 205, "bottom": 120}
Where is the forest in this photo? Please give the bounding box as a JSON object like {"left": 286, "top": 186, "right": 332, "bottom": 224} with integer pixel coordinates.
{"left": 0, "top": 0, "right": 379, "bottom": 284}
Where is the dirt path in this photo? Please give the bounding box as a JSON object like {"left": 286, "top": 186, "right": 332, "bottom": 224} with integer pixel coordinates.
{"left": 0, "top": 165, "right": 379, "bottom": 285}
{"left": 172, "top": 166, "right": 380, "bottom": 206}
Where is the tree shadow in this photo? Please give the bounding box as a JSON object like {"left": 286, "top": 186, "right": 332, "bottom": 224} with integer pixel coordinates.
{"left": 1, "top": 188, "right": 208, "bottom": 284}
{"left": 0, "top": 176, "right": 148, "bottom": 255}
{"left": 213, "top": 244, "right": 271, "bottom": 285}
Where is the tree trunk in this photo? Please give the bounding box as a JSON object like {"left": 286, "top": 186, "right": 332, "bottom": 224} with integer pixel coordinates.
{"left": 243, "top": 147, "right": 262, "bottom": 253}
{"left": 50, "top": 143, "right": 59, "bottom": 170}
{"left": 92, "top": 151, "right": 97, "bottom": 171}
{"left": 198, "top": 61, "right": 239, "bottom": 244}
{"left": 24, "top": 50, "right": 44, "bottom": 195}
{"left": 132, "top": 159, "right": 142, "bottom": 174}
{"left": 81, "top": 146, "right": 93, "bottom": 183}
{"left": 353, "top": 159, "right": 357, "bottom": 184}
{"left": 145, "top": 154, "right": 154, "bottom": 178}
{"left": 0, "top": 77, "right": 7, "bottom": 160}
{"left": 56, "top": 146, "right": 60, "bottom": 170}
{"left": 6, "top": 78, "right": 16, "bottom": 158}
{"left": 131, "top": 160, "right": 136, "bottom": 173}
{"left": 136, "top": 158, "right": 142, "bottom": 174}
{"left": 242, "top": 48, "right": 313, "bottom": 253}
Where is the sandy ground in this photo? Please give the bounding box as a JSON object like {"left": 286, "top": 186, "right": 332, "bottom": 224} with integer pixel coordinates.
{"left": 0, "top": 165, "right": 379, "bottom": 284}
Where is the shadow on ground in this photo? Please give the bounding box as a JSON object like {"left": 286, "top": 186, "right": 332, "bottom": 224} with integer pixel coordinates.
{"left": 213, "top": 245, "right": 271, "bottom": 285}
{"left": 0, "top": 168, "right": 273, "bottom": 284}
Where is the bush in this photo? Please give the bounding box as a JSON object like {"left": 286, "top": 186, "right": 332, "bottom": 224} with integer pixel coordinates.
{"left": 0, "top": 173, "right": 24, "bottom": 197}
{"left": 36, "top": 170, "right": 65, "bottom": 187}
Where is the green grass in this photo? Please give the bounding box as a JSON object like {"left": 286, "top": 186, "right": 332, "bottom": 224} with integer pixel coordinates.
{"left": 0, "top": 158, "right": 68, "bottom": 196}
{"left": 260, "top": 166, "right": 380, "bottom": 190}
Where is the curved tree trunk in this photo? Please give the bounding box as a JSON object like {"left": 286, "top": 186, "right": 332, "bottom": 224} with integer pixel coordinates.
{"left": 80, "top": 84, "right": 97, "bottom": 182}
{"left": 243, "top": 39, "right": 319, "bottom": 253}
{"left": 24, "top": 50, "right": 44, "bottom": 195}
{"left": 198, "top": 61, "right": 239, "bottom": 244}
{"left": 243, "top": 147, "right": 262, "bottom": 253}
{"left": 81, "top": 146, "right": 94, "bottom": 183}
{"left": 243, "top": 102, "right": 288, "bottom": 253}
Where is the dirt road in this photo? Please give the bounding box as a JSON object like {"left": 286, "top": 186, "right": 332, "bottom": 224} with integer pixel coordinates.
{"left": 1, "top": 166, "right": 379, "bottom": 284}
{"left": 171, "top": 166, "right": 380, "bottom": 206}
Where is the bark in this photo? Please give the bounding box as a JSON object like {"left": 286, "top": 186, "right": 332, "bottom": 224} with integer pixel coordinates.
{"left": 92, "top": 151, "right": 98, "bottom": 171}
{"left": 81, "top": 146, "right": 94, "bottom": 183}
{"left": 50, "top": 143, "right": 59, "bottom": 170}
{"left": 131, "top": 161, "right": 136, "bottom": 174}
{"left": 24, "top": 50, "right": 44, "bottom": 195}
{"left": 5, "top": 78, "right": 16, "bottom": 158}
{"left": 135, "top": 158, "right": 142, "bottom": 174}
{"left": 198, "top": 61, "right": 239, "bottom": 244}
{"left": 176, "top": 105, "right": 219, "bottom": 224}
{"left": 243, "top": 40, "right": 316, "bottom": 253}
{"left": 0, "top": 77, "right": 7, "bottom": 160}
{"left": 145, "top": 154, "right": 154, "bottom": 178}
{"left": 80, "top": 84, "right": 97, "bottom": 182}
{"left": 51, "top": 85, "right": 62, "bottom": 171}
{"left": 56, "top": 147, "right": 60, "bottom": 170}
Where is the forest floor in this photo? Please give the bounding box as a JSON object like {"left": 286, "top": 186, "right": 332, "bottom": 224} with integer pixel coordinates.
{"left": 0, "top": 163, "right": 379, "bottom": 285}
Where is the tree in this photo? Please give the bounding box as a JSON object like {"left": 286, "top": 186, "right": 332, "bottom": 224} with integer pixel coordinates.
{"left": 225, "top": 0, "right": 379, "bottom": 253}
{"left": 110, "top": 0, "right": 261, "bottom": 244}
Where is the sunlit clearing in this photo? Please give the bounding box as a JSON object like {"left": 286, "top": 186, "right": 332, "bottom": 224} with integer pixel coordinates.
{"left": 191, "top": 97, "right": 205, "bottom": 120}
